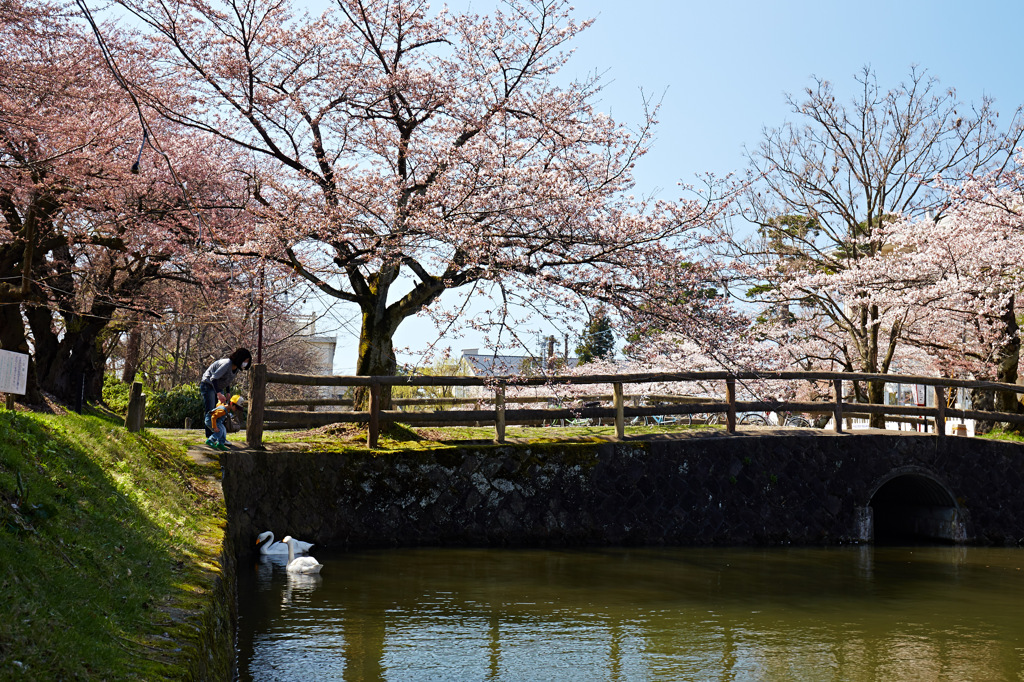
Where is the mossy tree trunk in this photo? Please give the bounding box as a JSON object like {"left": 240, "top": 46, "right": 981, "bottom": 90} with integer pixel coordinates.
{"left": 354, "top": 302, "right": 400, "bottom": 411}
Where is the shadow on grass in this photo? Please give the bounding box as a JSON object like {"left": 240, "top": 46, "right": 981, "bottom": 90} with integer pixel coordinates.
{"left": 0, "top": 409, "right": 221, "bottom": 679}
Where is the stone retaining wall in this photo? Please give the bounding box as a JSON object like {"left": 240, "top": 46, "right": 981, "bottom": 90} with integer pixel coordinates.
{"left": 222, "top": 433, "right": 1024, "bottom": 557}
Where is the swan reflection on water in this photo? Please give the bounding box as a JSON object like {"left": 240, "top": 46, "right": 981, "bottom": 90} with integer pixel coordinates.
{"left": 253, "top": 553, "right": 286, "bottom": 582}
{"left": 252, "top": 555, "right": 323, "bottom": 605}
{"left": 282, "top": 573, "right": 323, "bottom": 605}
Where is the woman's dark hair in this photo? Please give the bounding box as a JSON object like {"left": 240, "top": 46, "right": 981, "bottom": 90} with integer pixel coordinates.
{"left": 229, "top": 347, "right": 253, "bottom": 369}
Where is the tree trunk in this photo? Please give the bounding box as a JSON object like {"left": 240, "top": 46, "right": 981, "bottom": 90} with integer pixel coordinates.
{"left": 28, "top": 306, "right": 111, "bottom": 406}
{"left": 354, "top": 302, "right": 400, "bottom": 410}
{"left": 970, "top": 387, "right": 995, "bottom": 434}
{"left": 0, "top": 303, "right": 43, "bottom": 404}
{"left": 122, "top": 327, "right": 142, "bottom": 384}
{"left": 46, "top": 327, "right": 105, "bottom": 406}
{"left": 974, "top": 295, "right": 1022, "bottom": 434}
{"left": 867, "top": 379, "right": 886, "bottom": 429}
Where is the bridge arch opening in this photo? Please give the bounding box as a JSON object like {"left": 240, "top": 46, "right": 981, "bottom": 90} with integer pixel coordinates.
{"left": 869, "top": 474, "right": 962, "bottom": 544}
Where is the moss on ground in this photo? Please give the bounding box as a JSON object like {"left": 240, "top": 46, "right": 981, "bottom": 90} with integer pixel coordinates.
{"left": 980, "top": 428, "right": 1024, "bottom": 443}
{"left": 247, "top": 421, "right": 714, "bottom": 452}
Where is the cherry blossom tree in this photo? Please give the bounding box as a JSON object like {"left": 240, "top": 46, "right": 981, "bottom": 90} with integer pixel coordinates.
{"left": 0, "top": 0, "right": 252, "bottom": 404}
{"left": 799, "top": 164, "right": 1024, "bottom": 430}
{"left": 730, "top": 66, "right": 1023, "bottom": 421}
{"left": 108, "top": 0, "right": 734, "bottom": 406}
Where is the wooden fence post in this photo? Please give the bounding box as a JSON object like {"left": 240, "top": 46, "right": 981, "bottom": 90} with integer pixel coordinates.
{"left": 246, "top": 363, "right": 267, "bottom": 449}
{"left": 125, "top": 381, "right": 145, "bottom": 432}
{"left": 935, "top": 385, "right": 946, "bottom": 437}
{"left": 726, "top": 378, "right": 736, "bottom": 434}
{"left": 833, "top": 379, "right": 844, "bottom": 434}
{"left": 494, "top": 383, "right": 506, "bottom": 444}
{"left": 613, "top": 382, "right": 625, "bottom": 440}
{"left": 368, "top": 381, "right": 381, "bottom": 449}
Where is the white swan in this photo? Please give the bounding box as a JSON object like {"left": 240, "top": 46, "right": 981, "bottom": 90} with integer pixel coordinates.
{"left": 283, "top": 535, "right": 323, "bottom": 574}
{"left": 256, "top": 530, "right": 313, "bottom": 555}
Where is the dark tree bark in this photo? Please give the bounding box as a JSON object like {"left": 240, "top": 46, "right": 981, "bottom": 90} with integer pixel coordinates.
{"left": 122, "top": 327, "right": 142, "bottom": 384}
{"left": 28, "top": 305, "right": 112, "bottom": 405}
{"left": 0, "top": 304, "right": 43, "bottom": 404}
{"left": 973, "top": 295, "right": 1023, "bottom": 434}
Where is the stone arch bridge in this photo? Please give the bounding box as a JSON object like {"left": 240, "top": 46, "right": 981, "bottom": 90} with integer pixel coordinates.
{"left": 223, "top": 431, "right": 1024, "bottom": 556}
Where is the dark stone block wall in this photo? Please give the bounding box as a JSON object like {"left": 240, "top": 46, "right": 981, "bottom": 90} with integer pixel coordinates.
{"left": 221, "top": 433, "right": 1024, "bottom": 558}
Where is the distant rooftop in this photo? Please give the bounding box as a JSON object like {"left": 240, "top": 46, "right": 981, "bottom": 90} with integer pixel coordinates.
{"left": 461, "top": 348, "right": 578, "bottom": 377}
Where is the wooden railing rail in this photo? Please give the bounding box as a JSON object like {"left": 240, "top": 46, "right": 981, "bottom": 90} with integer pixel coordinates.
{"left": 244, "top": 367, "right": 1024, "bottom": 449}
{"left": 264, "top": 393, "right": 711, "bottom": 409}
{"left": 263, "top": 369, "right": 1024, "bottom": 393}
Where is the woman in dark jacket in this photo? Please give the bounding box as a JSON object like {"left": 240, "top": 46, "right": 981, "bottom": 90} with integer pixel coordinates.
{"left": 200, "top": 348, "right": 252, "bottom": 437}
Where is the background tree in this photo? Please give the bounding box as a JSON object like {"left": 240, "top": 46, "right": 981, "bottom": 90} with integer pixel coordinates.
{"left": 801, "top": 164, "right": 1024, "bottom": 431}
{"left": 732, "top": 66, "right": 1023, "bottom": 422}
{"left": 392, "top": 356, "right": 473, "bottom": 408}
{"left": 112, "top": 0, "right": 734, "bottom": 407}
{"left": 575, "top": 305, "right": 615, "bottom": 364}
{"left": 107, "top": 266, "right": 323, "bottom": 390}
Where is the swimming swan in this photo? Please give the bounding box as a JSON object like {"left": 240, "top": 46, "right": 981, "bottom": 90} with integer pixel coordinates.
{"left": 283, "top": 535, "right": 323, "bottom": 574}
{"left": 256, "top": 531, "right": 313, "bottom": 555}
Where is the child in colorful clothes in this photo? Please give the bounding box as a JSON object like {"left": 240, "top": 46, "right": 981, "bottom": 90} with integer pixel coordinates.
{"left": 205, "top": 395, "right": 245, "bottom": 450}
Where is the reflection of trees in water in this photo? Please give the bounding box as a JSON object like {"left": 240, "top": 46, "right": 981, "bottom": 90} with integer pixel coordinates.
{"left": 340, "top": 582, "right": 386, "bottom": 682}
{"left": 239, "top": 548, "right": 1024, "bottom": 681}
{"left": 486, "top": 614, "right": 500, "bottom": 681}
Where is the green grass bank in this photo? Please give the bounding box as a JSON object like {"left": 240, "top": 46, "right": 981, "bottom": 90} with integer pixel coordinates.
{"left": 0, "top": 408, "right": 234, "bottom": 680}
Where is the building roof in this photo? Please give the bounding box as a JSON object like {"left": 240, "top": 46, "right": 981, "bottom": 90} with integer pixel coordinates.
{"left": 460, "top": 349, "right": 578, "bottom": 377}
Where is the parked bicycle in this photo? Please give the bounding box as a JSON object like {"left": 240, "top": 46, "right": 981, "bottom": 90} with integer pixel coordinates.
{"left": 739, "top": 411, "right": 813, "bottom": 428}
{"left": 783, "top": 414, "right": 813, "bottom": 428}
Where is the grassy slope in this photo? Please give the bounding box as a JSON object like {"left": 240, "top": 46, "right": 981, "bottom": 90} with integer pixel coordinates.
{"left": 0, "top": 409, "right": 225, "bottom": 680}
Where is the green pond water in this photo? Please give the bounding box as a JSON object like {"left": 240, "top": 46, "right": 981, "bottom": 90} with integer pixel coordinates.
{"left": 236, "top": 546, "right": 1024, "bottom": 681}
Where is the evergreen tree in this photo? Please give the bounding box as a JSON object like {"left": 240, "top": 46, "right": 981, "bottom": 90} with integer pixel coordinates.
{"left": 576, "top": 308, "right": 615, "bottom": 364}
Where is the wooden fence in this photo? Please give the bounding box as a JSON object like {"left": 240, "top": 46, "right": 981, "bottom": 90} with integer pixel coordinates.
{"left": 244, "top": 366, "right": 1024, "bottom": 449}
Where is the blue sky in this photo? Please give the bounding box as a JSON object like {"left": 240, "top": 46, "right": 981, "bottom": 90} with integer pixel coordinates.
{"left": 563, "top": 0, "right": 1024, "bottom": 193}
{"left": 318, "top": 0, "right": 1024, "bottom": 372}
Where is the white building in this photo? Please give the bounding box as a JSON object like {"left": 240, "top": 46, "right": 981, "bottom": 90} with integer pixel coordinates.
{"left": 460, "top": 347, "right": 578, "bottom": 377}
{"left": 294, "top": 318, "right": 337, "bottom": 402}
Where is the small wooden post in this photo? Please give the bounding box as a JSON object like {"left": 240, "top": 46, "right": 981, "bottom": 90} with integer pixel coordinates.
{"left": 494, "top": 383, "right": 506, "bottom": 444}
{"left": 367, "top": 381, "right": 381, "bottom": 449}
{"left": 4, "top": 393, "right": 13, "bottom": 410}
{"left": 246, "top": 363, "right": 267, "bottom": 449}
{"left": 725, "top": 378, "right": 736, "bottom": 434}
{"left": 125, "top": 381, "right": 144, "bottom": 432}
{"left": 833, "top": 379, "right": 844, "bottom": 434}
{"left": 935, "top": 385, "right": 946, "bottom": 437}
{"left": 613, "top": 382, "right": 625, "bottom": 440}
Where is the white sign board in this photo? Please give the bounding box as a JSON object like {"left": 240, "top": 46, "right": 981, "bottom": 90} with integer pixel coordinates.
{"left": 0, "top": 350, "right": 29, "bottom": 395}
